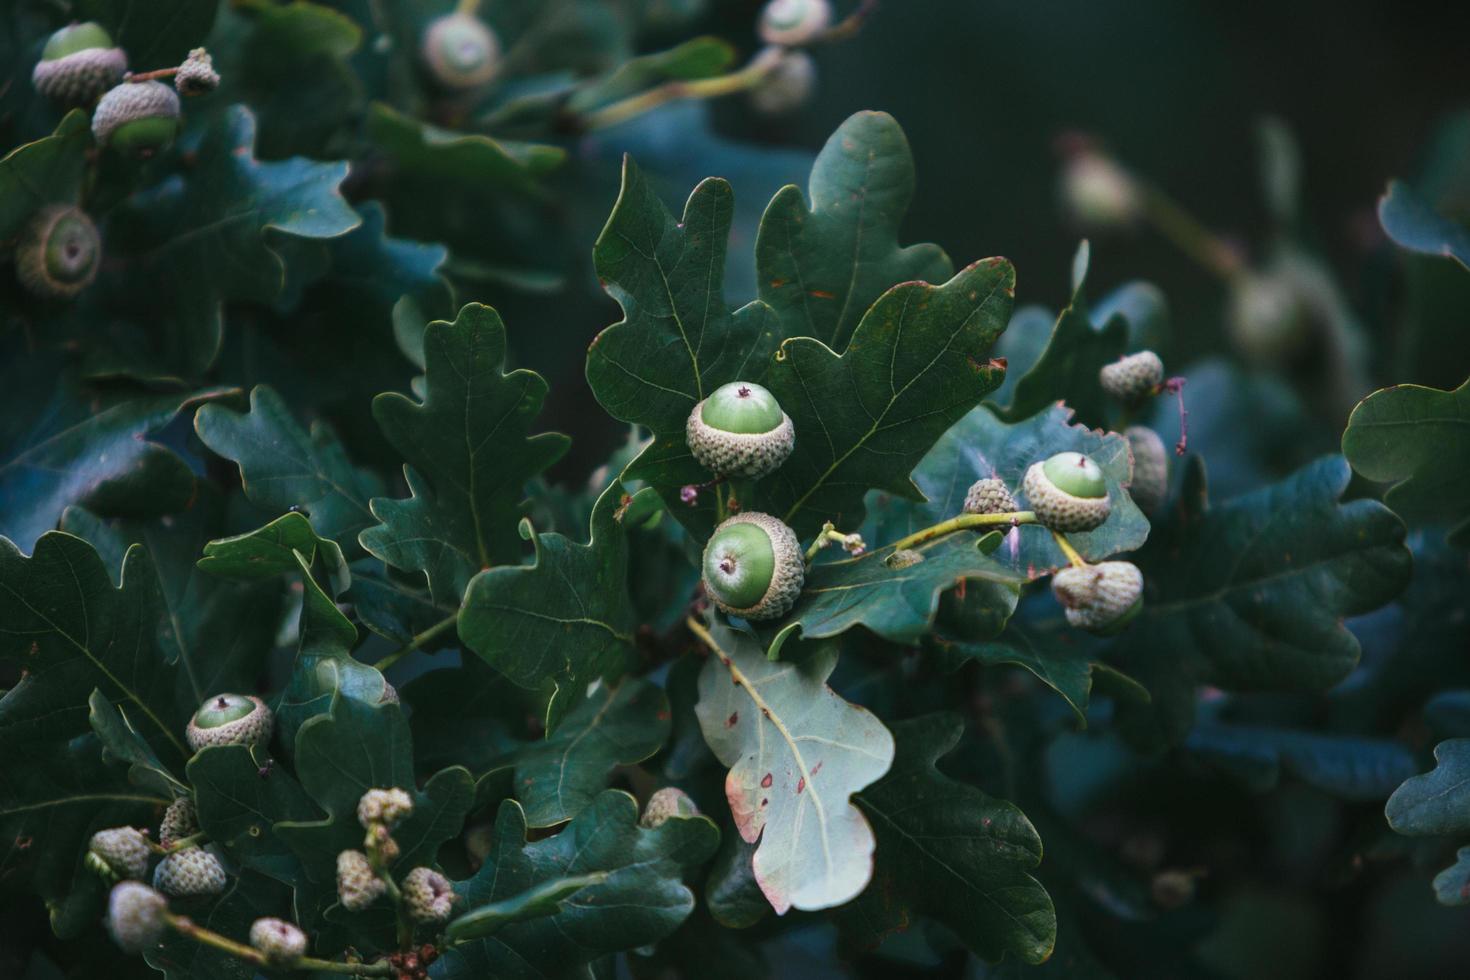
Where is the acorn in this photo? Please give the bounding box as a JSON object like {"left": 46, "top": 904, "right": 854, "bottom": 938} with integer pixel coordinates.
{"left": 89, "top": 827, "right": 151, "bottom": 881}
{"left": 420, "top": 12, "right": 501, "bottom": 90}
{"left": 1022, "top": 451, "right": 1112, "bottom": 533}
{"left": 686, "top": 381, "right": 794, "bottom": 479}
{"left": 401, "top": 866, "right": 456, "bottom": 923}
{"left": 152, "top": 847, "right": 227, "bottom": 898}
{"left": 106, "top": 882, "right": 167, "bottom": 953}
{"left": 174, "top": 47, "right": 219, "bottom": 96}
{"left": 758, "top": 0, "right": 832, "bottom": 46}
{"left": 963, "top": 477, "right": 1019, "bottom": 516}
{"left": 1099, "top": 350, "right": 1164, "bottom": 403}
{"left": 31, "top": 22, "right": 127, "bottom": 106}
{"left": 1125, "top": 425, "right": 1169, "bottom": 514}
{"left": 15, "top": 204, "right": 100, "bottom": 299}
{"left": 1051, "top": 561, "right": 1144, "bottom": 634}
{"left": 750, "top": 48, "right": 816, "bottom": 115}
{"left": 185, "top": 694, "right": 273, "bottom": 753}
{"left": 92, "top": 80, "right": 180, "bottom": 158}
{"left": 1060, "top": 151, "right": 1140, "bottom": 229}
{"left": 702, "top": 512, "right": 804, "bottom": 621}
{"left": 249, "top": 917, "right": 307, "bottom": 968}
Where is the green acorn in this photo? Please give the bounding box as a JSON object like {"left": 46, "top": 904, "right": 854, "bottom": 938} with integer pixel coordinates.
{"left": 759, "top": 0, "right": 832, "bottom": 46}
{"left": 750, "top": 48, "right": 816, "bottom": 115}
{"left": 1099, "top": 350, "right": 1164, "bottom": 403}
{"left": 1125, "top": 425, "right": 1168, "bottom": 514}
{"left": 686, "top": 381, "right": 795, "bottom": 479}
{"left": 152, "top": 847, "right": 227, "bottom": 898}
{"left": 963, "top": 477, "right": 1018, "bottom": 516}
{"left": 702, "top": 512, "right": 804, "bottom": 621}
{"left": 185, "top": 694, "right": 273, "bottom": 752}
{"left": 640, "top": 787, "right": 700, "bottom": 828}
{"left": 92, "top": 80, "right": 180, "bottom": 158}
{"left": 15, "top": 204, "right": 101, "bottom": 300}
{"left": 420, "top": 13, "right": 501, "bottom": 90}
{"left": 402, "top": 866, "right": 456, "bottom": 923}
{"left": 1051, "top": 561, "right": 1143, "bottom": 633}
{"left": 31, "top": 22, "right": 127, "bottom": 106}
{"left": 107, "top": 882, "right": 167, "bottom": 953}
{"left": 1022, "top": 451, "right": 1112, "bottom": 532}
{"left": 249, "top": 917, "right": 307, "bottom": 968}
{"left": 89, "top": 827, "right": 151, "bottom": 881}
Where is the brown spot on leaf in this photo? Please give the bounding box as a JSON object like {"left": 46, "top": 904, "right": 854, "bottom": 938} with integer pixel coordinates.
{"left": 727, "top": 712, "right": 739, "bottom": 727}
{"left": 761, "top": 773, "right": 773, "bottom": 788}
{"left": 797, "top": 777, "right": 806, "bottom": 794}
{"left": 808, "top": 289, "right": 836, "bottom": 300}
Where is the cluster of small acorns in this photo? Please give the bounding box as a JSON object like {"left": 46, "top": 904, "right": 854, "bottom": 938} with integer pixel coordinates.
{"left": 692, "top": 349, "right": 1173, "bottom": 636}
{"left": 14, "top": 23, "right": 218, "bottom": 301}
{"left": 96, "top": 694, "right": 451, "bottom": 966}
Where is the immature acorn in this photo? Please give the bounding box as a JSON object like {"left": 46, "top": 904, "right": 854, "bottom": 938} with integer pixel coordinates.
{"left": 420, "top": 12, "right": 501, "bottom": 90}
{"left": 402, "top": 866, "right": 456, "bottom": 923}
{"left": 702, "top": 512, "right": 804, "bottom": 621}
{"left": 357, "top": 787, "right": 414, "bottom": 830}
{"left": 185, "top": 693, "right": 273, "bottom": 752}
{"left": 107, "top": 882, "right": 168, "bottom": 953}
{"left": 89, "top": 827, "right": 151, "bottom": 881}
{"left": 1060, "top": 151, "right": 1140, "bottom": 229}
{"left": 158, "top": 797, "right": 198, "bottom": 849}
{"left": 92, "top": 80, "right": 181, "bottom": 157}
{"left": 1125, "top": 425, "right": 1169, "bottom": 514}
{"left": 249, "top": 917, "right": 308, "bottom": 968}
{"left": 31, "top": 21, "right": 127, "bottom": 106}
{"left": 1100, "top": 350, "right": 1164, "bottom": 403}
{"left": 336, "top": 850, "right": 384, "bottom": 911}
{"left": 1227, "top": 265, "right": 1313, "bottom": 364}
{"left": 1051, "top": 561, "right": 1144, "bottom": 633}
{"left": 1022, "top": 451, "right": 1112, "bottom": 532}
{"left": 174, "top": 47, "right": 220, "bottom": 96}
{"left": 686, "top": 381, "right": 794, "bottom": 479}
{"left": 16, "top": 204, "right": 101, "bottom": 300}
{"left": 750, "top": 48, "right": 816, "bottom": 115}
{"left": 963, "top": 477, "right": 1019, "bottom": 516}
{"left": 153, "top": 847, "right": 227, "bottom": 898}
{"left": 759, "top": 0, "right": 832, "bottom": 46}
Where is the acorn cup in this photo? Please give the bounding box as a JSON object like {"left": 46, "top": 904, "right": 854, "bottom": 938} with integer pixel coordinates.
{"left": 1023, "top": 451, "right": 1112, "bottom": 532}
{"left": 31, "top": 22, "right": 127, "bottom": 106}
{"left": 686, "top": 381, "right": 795, "bottom": 479}
{"left": 185, "top": 694, "right": 273, "bottom": 752}
{"left": 702, "top": 512, "right": 804, "bottom": 621}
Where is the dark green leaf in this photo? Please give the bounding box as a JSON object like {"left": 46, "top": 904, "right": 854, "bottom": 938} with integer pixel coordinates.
{"left": 761, "top": 258, "right": 1014, "bottom": 539}
{"left": 755, "top": 110, "right": 953, "bottom": 352}
{"left": 0, "top": 110, "right": 89, "bottom": 239}
{"left": 1343, "top": 377, "right": 1470, "bottom": 546}
{"left": 432, "top": 792, "right": 717, "bottom": 980}
{"left": 1378, "top": 179, "right": 1470, "bottom": 271}
{"left": 366, "top": 102, "right": 565, "bottom": 194}
{"left": 189, "top": 744, "right": 318, "bottom": 881}
{"left": 567, "top": 36, "right": 735, "bottom": 112}
{"left": 80, "top": 0, "right": 217, "bottom": 66}
{"left": 362, "top": 303, "right": 570, "bottom": 605}
{"left": 839, "top": 713, "right": 1055, "bottom": 964}
{"left": 1386, "top": 739, "right": 1470, "bottom": 837}
{"left": 1184, "top": 723, "right": 1417, "bottom": 800}
{"left": 145, "top": 871, "right": 292, "bottom": 980}
{"left": 459, "top": 485, "right": 636, "bottom": 732}
{"left": 88, "top": 690, "right": 187, "bottom": 799}
{"left": 931, "top": 629, "right": 1099, "bottom": 723}
{"left": 443, "top": 872, "right": 609, "bottom": 942}
{"left": 1433, "top": 847, "right": 1470, "bottom": 906}
{"left": 196, "top": 511, "right": 346, "bottom": 589}
{"left": 693, "top": 619, "right": 894, "bottom": 913}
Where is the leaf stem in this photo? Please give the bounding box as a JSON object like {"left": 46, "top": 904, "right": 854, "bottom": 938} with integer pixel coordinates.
{"left": 582, "top": 46, "right": 784, "bottom": 131}
{"left": 165, "top": 913, "right": 395, "bottom": 976}
{"left": 1137, "top": 183, "right": 1244, "bottom": 282}
{"left": 150, "top": 831, "right": 209, "bottom": 855}
{"left": 375, "top": 612, "right": 459, "bottom": 673}
{"left": 1050, "top": 529, "right": 1088, "bottom": 569}
{"left": 887, "top": 511, "right": 1037, "bottom": 553}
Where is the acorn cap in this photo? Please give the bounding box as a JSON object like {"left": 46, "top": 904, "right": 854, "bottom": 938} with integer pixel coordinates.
{"left": 750, "top": 48, "right": 816, "bottom": 115}
{"left": 1023, "top": 452, "right": 1112, "bottom": 533}
{"left": 174, "top": 47, "right": 220, "bottom": 96}
{"left": 702, "top": 512, "right": 804, "bottom": 621}
{"left": 153, "top": 847, "right": 227, "bottom": 898}
{"left": 686, "top": 381, "right": 795, "bottom": 479}
{"left": 92, "top": 80, "right": 180, "bottom": 156}
{"left": 1051, "top": 561, "right": 1143, "bottom": 633}
{"left": 159, "top": 797, "right": 198, "bottom": 848}
{"left": 90, "top": 827, "right": 151, "bottom": 880}
{"left": 16, "top": 204, "right": 100, "bottom": 299}
{"left": 107, "top": 882, "right": 168, "bottom": 953}
{"left": 186, "top": 694, "right": 273, "bottom": 752}
{"left": 402, "top": 866, "right": 456, "bottom": 923}
{"left": 32, "top": 23, "right": 127, "bottom": 106}
{"left": 963, "top": 477, "right": 1018, "bottom": 516}
{"left": 1099, "top": 350, "right": 1164, "bottom": 403}
{"left": 421, "top": 13, "right": 501, "bottom": 89}
{"left": 249, "top": 917, "right": 308, "bottom": 967}
{"left": 759, "top": 0, "right": 832, "bottom": 46}
{"left": 1124, "top": 425, "right": 1168, "bottom": 514}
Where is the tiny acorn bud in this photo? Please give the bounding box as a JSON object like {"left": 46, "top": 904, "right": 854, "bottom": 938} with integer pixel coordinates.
{"left": 640, "top": 787, "right": 700, "bottom": 828}
{"left": 92, "top": 80, "right": 181, "bottom": 158}
{"left": 1227, "top": 266, "right": 1313, "bottom": 364}
{"left": 249, "top": 917, "right": 308, "bottom": 967}
{"left": 1124, "top": 426, "right": 1169, "bottom": 514}
{"left": 15, "top": 204, "right": 101, "bottom": 300}
{"left": 152, "top": 847, "right": 227, "bottom": 898}
{"left": 1060, "top": 150, "right": 1140, "bottom": 229}
{"left": 686, "top": 380, "right": 795, "bottom": 479}
{"left": 963, "top": 477, "right": 1018, "bottom": 516}
{"left": 336, "top": 850, "right": 385, "bottom": 911}
{"left": 31, "top": 22, "right": 127, "bottom": 106}
{"left": 420, "top": 13, "right": 501, "bottom": 90}
{"left": 1051, "top": 561, "right": 1143, "bottom": 633}
{"left": 357, "top": 787, "right": 414, "bottom": 830}
{"left": 702, "top": 512, "right": 805, "bottom": 621}
{"left": 402, "top": 866, "right": 456, "bottom": 923}
{"left": 759, "top": 0, "right": 832, "bottom": 46}
{"left": 159, "top": 797, "right": 198, "bottom": 849}
{"left": 1099, "top": 350, "right": 1164, "bottom": 403}
{"left": 107, "top": 881, "right": 168, "bottom": 953}
{"left": 90, "top": 827, "right": 151, "bottom": 881}
{"left": 750, "top": 48, "right": 816, "bottom": 115}
{"left": 174, "top": 48, "right": 219, "bottom": 96}
{"left": 1022, "top": 452, "right": 1112, "bottom": 533}
{"left": 186, "top": 693, "right": 273, "bottom": 752}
